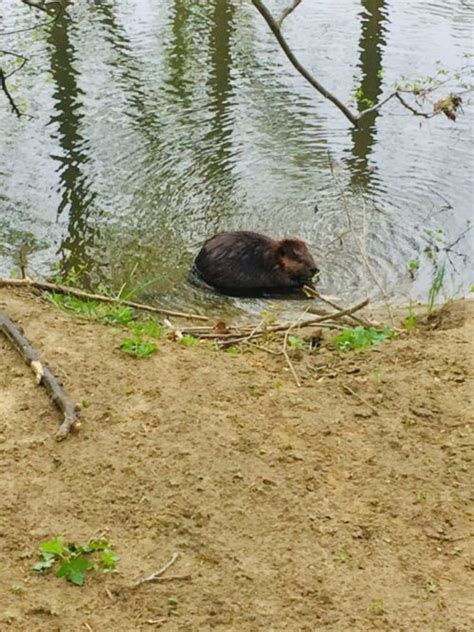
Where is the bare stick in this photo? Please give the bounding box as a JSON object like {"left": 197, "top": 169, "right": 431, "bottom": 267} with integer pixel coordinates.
{"left": 276, "top": 0, "right": 303, "bottom": 28}
{"left": 281, "top": 307, "right": 311, "bottom": 387}
{"left": 0, "top": 277, "right": 208, "bottom": 321}
{"left": 342, "top": 384, "right": 379, "bottom": 416}
{"left": 312, "top": 292, "right": 374, "bottom": 328}
{"left": 0, "top": 311, "right": 80, "bottom": 439}
{"left": 251, "top": 0, "right": 358, "bottom": 126}
{"left": 134, "top": 553, "right": 180, "bottom": 586}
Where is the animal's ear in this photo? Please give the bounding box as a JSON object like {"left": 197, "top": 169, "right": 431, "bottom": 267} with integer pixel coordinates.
{"left": 277, "top": 239, "right": 296, "bottom": 258}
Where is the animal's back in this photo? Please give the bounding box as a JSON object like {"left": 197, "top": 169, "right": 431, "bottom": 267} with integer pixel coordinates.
{"left": 195, "top": 231, "right": 275, "bottom": 291}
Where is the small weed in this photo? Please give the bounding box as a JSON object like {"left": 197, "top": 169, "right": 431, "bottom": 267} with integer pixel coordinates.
{"left": 121, "top": 336, "right": 157, "bottom": 358}
{"left": 368, "top": 598, "right": 384, "bottom": 616}
{"left": 332, "top": 326, "right": 394, "bottom": 351}
{"left": 408, "top": 258, "right": 420, "bottom": 279}
{"left": 180, "top": 334, "right": 199, "bottom": 347}
{"left": 226, "top": 346, "right": 239, "bottom": 355}
{"left": 335, "top": 549, "right": 351, "bottom": 563}
{"left": 100, "top": 305, "right": 135, "bottom": 326}
{"left": 48, "top": 293, "right": 100, "bottom": 319}
{"left": 33, "top": 536, "right": 118, "bottom": 586}
{"left": 10, "top": 583, "right": 25, "bottom": 594}
{"left": 128, "top": 318, "right": 163, "bottom": 339}
{"left": 81, "top": 399, "right": 91, "bottom": 409}
{"left": 428, "top": 264, "right": 446, "bottom": 314}
{"left": 287, "top": 335, "right": 307, "bottom": 350}
{"left": 425, "top": 579, "right": 438, "bottom": 594}
{"left": 168, "top": 597, "right": 179, "bottom": 615}
{"left": 404, "top": 303, "right": 417, "bottom": 332}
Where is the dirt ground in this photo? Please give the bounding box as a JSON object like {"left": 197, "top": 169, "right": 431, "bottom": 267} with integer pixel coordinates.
{"left": 0, "top": 288, "right": 472, "bottom": 631}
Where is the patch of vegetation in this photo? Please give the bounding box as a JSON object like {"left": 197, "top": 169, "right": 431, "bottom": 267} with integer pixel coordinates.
{"left": 100, "top": 304, "right": 135, "bottom": 326}
{"left": 332, "top": 326, "right": 394, "bottom": 351}
{"left": 179, "top": 334, "right": 199, "bottom": 347}
{"left": 121, "top": 335, "right": 157, "bottom": 358}
{"left": 128, "top": 318, "right": 163, "bottom": 339}
{"left": 287, "top": 335, "right": 307, "bottom": 350}
{"left": 33, "top": 536, "right": 118, "bottom": 586}
{"left": 428, "top": 264, "right": 446, "bottom": 314}
{"left": 48, "top": 293, "right": 100, "bottom": 319}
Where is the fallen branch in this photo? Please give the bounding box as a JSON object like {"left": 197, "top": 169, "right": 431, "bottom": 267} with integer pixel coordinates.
{"left": 0, "top": 311, "right": 80, "bottom": 439}
{"left": 216, "top": 298, "right": 369, "bottom": 347}
{"left": 0, "top": 277, "right": 208, "bottom": 321}
{"left": 134, "top": 552, "right": 186, "bottom": 587}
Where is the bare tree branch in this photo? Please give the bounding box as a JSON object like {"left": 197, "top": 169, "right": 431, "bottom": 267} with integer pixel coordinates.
{"left": 251, "top": 0, "right": 464, "bottom": 126}
{"left": 277, "top": 0, "right": 303, "bottom": 28}
{"left": 251, "top": 0, "right": 359, "bottom": 126}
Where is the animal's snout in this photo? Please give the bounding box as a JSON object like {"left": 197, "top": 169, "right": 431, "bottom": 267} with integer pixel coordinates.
{"left": 310, "top": 267, "right": 319, "bottom": 278}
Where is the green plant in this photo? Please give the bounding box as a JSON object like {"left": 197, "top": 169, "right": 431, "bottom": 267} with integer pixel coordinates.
{"left": 404, "top": 303, "right": 417, "bottom": 332}
{"left": 287, "top": 335, "right": 307, "bottom": 350}
{"left": 332, "top": 326, "right": 394, "bottom": 351}
{"left": 33, "top": 536, "right": 118, "bottom": 586}
{"left": 427, "top": 263, "right": 446, "bottom": 314}
{"left": 408, "top": 258, "right": 420, "bottom": 279}
{"left": 128, "top": 318, "right": 163, "bottom": 339}
{"left": 100, "top": 305, "right": 135, "bottom": 326}
{"left": 48, "top": 293, "right": 100, "bottom": 319}
{"left": 121, "top": 335, "right": 157, "bottom": 358}
{"left": 226, "top": 346, "right": 239, "bottom": 355}
{"left": 180, "top": 334, "right": 199, "bottom": 347}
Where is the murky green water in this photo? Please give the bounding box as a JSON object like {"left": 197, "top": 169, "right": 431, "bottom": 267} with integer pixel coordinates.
{"left": 1, "top": 0, "right": 473, "bottom": 317}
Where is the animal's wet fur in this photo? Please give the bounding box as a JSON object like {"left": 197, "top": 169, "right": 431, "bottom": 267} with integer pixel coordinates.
{"left": 191, "top": 231, "right": 318, "bottom": 298}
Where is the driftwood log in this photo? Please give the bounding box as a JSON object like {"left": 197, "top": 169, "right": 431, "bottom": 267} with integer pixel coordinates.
{"left": 0, "top": 311, "right": 80, "bottom": 440}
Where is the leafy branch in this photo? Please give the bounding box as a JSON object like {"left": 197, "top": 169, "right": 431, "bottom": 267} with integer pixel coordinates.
{"left": 251, "top": 0, "right": 470, "bottom": 126}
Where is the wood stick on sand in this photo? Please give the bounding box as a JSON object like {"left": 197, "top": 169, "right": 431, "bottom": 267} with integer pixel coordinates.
{"left": 0, "top": 277, "right": 208, "bottom": 322}
{"left": 0, "top": 311, "right": 80, "bottom": 439}
{"left": 134, "top": 552, "right": 190, "bottom": 587}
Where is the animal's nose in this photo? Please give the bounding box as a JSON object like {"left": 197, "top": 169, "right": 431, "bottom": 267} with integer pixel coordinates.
{"left": 310, "top": 267, "right": 319, "bottom": 277}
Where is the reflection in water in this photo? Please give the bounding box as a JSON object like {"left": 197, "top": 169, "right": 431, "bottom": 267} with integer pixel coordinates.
{"left": 347, "top": 0, "right": 388, "bottom": 190}
{"left": 47, "top": 0, "right": 99, "bottom": 283}
{"left": 0, "top": 0, "right": 472, "bottom": 312}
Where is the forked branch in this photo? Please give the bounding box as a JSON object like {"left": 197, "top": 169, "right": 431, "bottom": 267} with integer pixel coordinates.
{"left": 251, "top": 0, "right": 463, "bottom": 126}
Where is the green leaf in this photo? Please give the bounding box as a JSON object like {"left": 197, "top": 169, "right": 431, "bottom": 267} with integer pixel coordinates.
{"left": 39, "top": 537, "right": 66, "bottom": 557}
{"left": 332, "top": 326, "right": 394, "bottom": 351}
{"left": 57, "top": 556, "right": 92, "bottom": 585}
{"left": 180, "top": 334, "right": 199, "bottom": 347}
{"left": 100, "top": 550, "right": 119, "bottom": 570}
{"left": 32, "top": 557, "right": 56, "bottom": 572}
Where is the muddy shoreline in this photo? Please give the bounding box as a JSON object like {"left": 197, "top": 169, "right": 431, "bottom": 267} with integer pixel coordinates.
{"left": 0, "top": 288, "right": 472, "bottom": 631}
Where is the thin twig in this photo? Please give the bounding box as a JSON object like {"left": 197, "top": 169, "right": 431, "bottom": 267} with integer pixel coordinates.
{"left": 342, "top": 384, "right": 379, "bottom": 415}
{"left": 276, "top": 0, "right": 303, "bottom": 28}
{"left": 134, "top": 553, "right": 180, "bottom": 586}
{"left": 0, "top": 277, "right": 208, "bottom": 321}
{"left": 312, "top": 292, "right": 374, "bottom": 328}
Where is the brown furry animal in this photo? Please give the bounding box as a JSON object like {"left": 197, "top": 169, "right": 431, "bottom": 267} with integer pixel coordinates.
{"left": 191, "top": 231, "right": 319, "bottom": 297}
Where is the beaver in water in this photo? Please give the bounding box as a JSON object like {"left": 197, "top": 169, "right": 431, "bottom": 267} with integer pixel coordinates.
{"left": 191, "top": 231, "right": 319, "bottom": 297}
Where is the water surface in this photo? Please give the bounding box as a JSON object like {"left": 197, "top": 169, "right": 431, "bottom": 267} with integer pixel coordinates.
{"left": 1, "top": 0, "right": 473, "bottom": 318}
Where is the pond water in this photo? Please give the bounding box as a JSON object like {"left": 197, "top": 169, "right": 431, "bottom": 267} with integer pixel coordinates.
{"left": 1, "top": 0, "right": 473, "bottom": 319}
